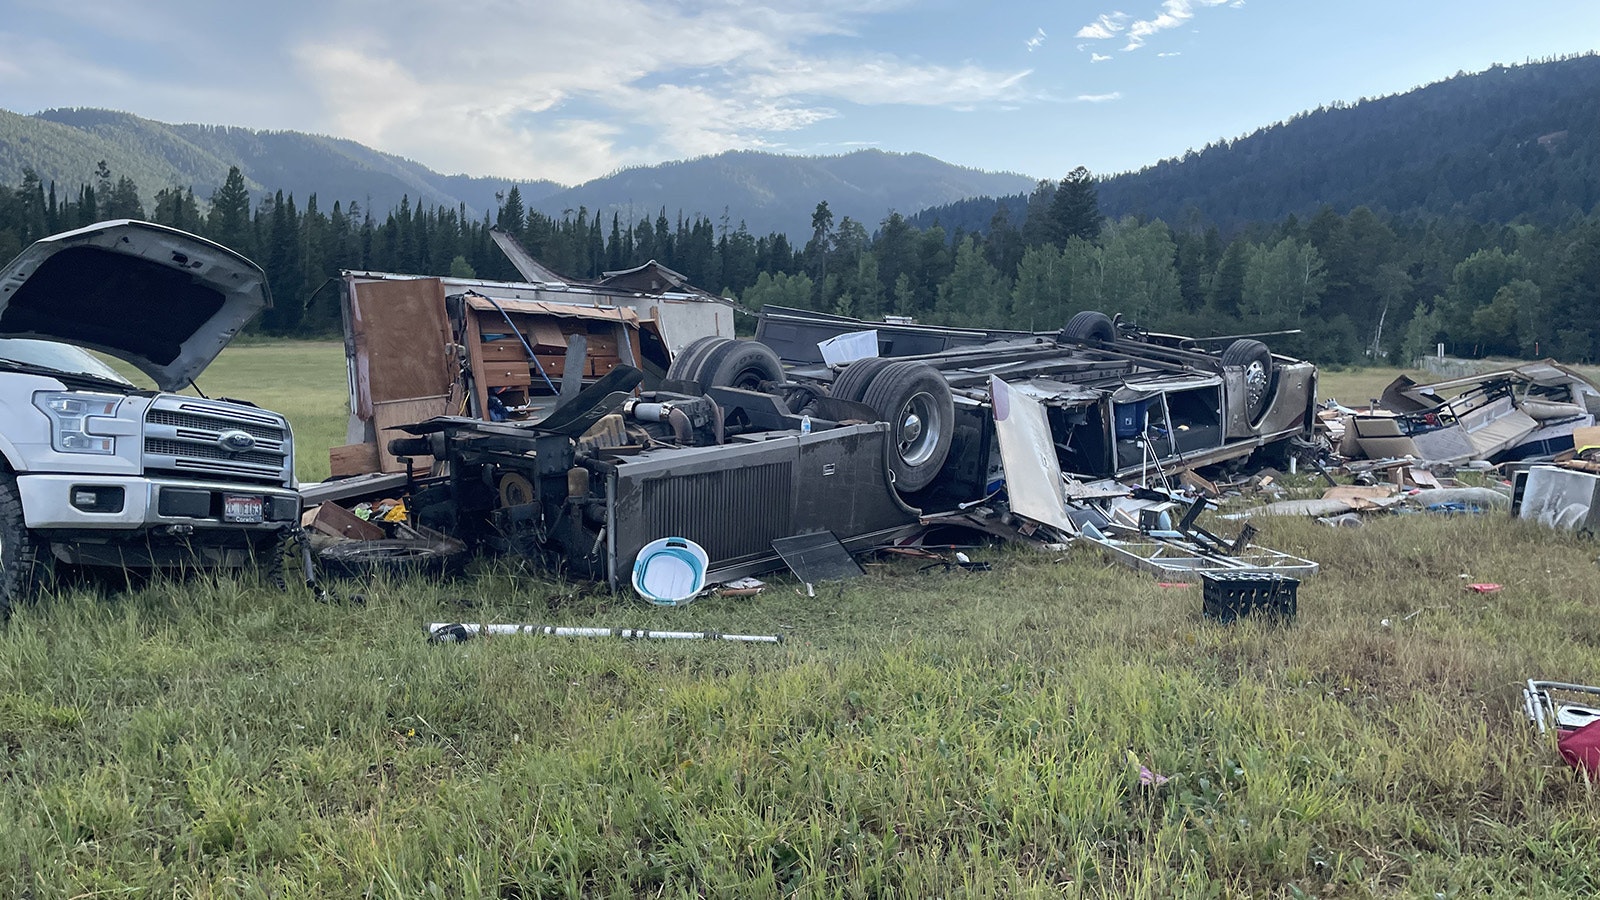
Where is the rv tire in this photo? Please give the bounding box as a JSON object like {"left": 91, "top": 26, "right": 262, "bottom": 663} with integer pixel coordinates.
{"left": 857, "top": 361, "right": 955, "bottom": 493}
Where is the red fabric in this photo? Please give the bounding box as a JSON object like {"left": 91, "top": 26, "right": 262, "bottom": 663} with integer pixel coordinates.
{"left": 1557, "top": 719, "right": 1600, "bottom": 776}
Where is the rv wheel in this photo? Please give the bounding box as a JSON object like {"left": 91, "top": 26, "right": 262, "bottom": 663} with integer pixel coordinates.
{"left": 858, "top": 361, "right": 955, "bottom": 493}
{"left": 829, "top": 356, "right": 895, "bottom": 402}
{"left": 668, "top": 337, "right": 786, "bottom": 393}
{"left": 1222, "top": 339, "right": 1275, "bottom": 420}
{"left": 664, "top": 336, "right": 728, "bottom": 388}
{"left": 702, "top": 339, "right": 786, "bottom": 391}
{"left": 1059, "top": 310, "right": 1115, "bottom": 344}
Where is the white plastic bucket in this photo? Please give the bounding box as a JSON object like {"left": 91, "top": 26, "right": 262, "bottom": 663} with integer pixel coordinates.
{"left": 818, "top": 330, "right": 879, "bottom": 367}
{"left": 631, "top": 537, "right": 710, "bottom": 606}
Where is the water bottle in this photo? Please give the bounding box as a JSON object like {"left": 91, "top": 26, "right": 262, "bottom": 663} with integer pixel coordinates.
{"left": 800, "top": 415, "right": 812, "bottom": 435}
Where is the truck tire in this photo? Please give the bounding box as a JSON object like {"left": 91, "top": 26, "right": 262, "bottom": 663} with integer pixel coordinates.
{"left": 1060, "top": 310, "right": 1115, "bottom": 344}
{"left": 856, "top": 361, "right": 955, "bottom": 493}
{"left": 664, "top": 336, "right": 727, "bottom": 387}
{"left": 666, "top": 338, "right": 786, "bottom": 393}
{"left": 1222, "top": 339, "right": 1275, "bottom": 420}
{"left": 829, "top": 357, "right": 894, "bottom": 403}
{"left": 0, "top": 475, "right": 49, "bottom": 620}
{"left": 701, "top": 339, "right": 786, "bottom": 392}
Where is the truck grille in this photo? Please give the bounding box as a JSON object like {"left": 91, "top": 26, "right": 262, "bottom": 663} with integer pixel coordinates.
{"left": 142, "top": 396, "right": 293, "bottom": 486}
{"left": 147, "top": 409, "right": 283, "bottom": 441}
{"left": 639, "top": 462, "right": 793, "bottom": 563}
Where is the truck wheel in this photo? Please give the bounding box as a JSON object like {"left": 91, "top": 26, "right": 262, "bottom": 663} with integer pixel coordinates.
{"left": 667, "top": 338, "right": 786, "bottom": 393}
{"left": 857, "top": 361, "right": 955, "bottom": 493}
{"left": 0, "top": 475, "right": 50, "bottom": 619}
{"left": 700, "top": 339, "right": 786, "bottom": 392}
{"left": 664, "top": 336, "right": 727, "bottom": 387}
{"left": 1222, "top": 339, "right": 1275, "bottom": 420}
{"left": 829, "top": 357, "right": 894, "bottom": 402}
{"left": 1060, "top": 310, "right": 1115, "bottom": 344}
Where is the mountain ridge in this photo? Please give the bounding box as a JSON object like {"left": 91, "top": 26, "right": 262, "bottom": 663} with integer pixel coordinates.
{"left": 911, "top": 53, "right": 1600, "bottom": 235}
{"left": 3, "top": 54, "right": 1598, "bottom": 241}
{"left": 0, "top": 107, "right": 1035, "bottom": 236}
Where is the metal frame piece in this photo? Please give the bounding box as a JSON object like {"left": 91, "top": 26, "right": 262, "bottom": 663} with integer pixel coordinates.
{"left": 1082, "top": 532, "right": 1319, "bottom": 581}
{"left": 1523, "top": 679, "right": 1600, "bottom": 734}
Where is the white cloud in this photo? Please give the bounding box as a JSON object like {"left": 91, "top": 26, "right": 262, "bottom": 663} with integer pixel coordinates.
{"left": 1122, "top": 0, "right": 1235, "bottom": 51}
{"left": 1158, "top": 51, "right": 1182, "bottom": 58}
{"left": 1026, "top": 27, "right": 1047, "bottom": 52}
{"left": 1091, "top": 53, "right": 1112, "bottom": 63}
{"left": 1075, "top": 1, "right": 1237, "bottom": 52}
{"left": 282, "top": 0, "right": 1032, "bottom": 183}
{"left": 0, "top": 0, "right": 1035, "bottom": 185}
{"left": 1075, "top": 12, "right": 1130, "bottom": 40}
{"left": 1075, "top": 92, "right": 1123, "bottom": 103}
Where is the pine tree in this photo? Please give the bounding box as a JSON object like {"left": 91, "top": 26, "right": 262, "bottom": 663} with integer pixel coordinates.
{"left": 1048, "top": 167, "right": 1102, "bottom": 245}
{"left": 497, "top": 185, "right": 525, "bottom": 234}
{"left": 207, "top": 166, "right": 254, "bottom": 255}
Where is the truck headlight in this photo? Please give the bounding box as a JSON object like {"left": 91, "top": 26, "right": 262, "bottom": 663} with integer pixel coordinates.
{"left": 33, "top": 391, "right": 124, "bottom": 455}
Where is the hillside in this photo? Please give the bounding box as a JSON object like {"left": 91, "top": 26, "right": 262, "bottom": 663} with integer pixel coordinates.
{"left": 0, "top": 109, "right": 1032, "bottom": 238}
{"left": 0, "top": 108, "right": 556, "bottom": 218}
{"left": 530, "top": 149, "right": 1036, "bottom": 238}
{"left": 913, "top": 54, "right": 1600, "bottom": 234}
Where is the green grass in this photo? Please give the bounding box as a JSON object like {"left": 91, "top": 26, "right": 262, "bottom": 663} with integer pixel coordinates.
{"left": 5, "top": 350, "right": 1600, "bottom": 897}
{"left": 109, "top": 341, "right": 349, "bottom": 484}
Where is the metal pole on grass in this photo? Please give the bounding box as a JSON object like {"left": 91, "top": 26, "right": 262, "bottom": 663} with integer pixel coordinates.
{"left": 427, "top": 623, "right": 783, "bottom": 644}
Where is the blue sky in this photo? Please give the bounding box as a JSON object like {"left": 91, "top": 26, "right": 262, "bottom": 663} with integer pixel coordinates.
{"left": 2, "top": 0, "right": 1598, "bottom": 186}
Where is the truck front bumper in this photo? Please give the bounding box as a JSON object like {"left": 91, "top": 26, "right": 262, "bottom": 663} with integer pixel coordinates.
{"left": 18, "top": 473, "right": 300, "bottom": 532}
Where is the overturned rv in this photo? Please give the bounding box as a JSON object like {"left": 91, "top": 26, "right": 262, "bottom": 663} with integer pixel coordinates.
{"left": 744, "top": 307, "right": 1319, "bottom": 509}
{"left": 334, "top": 301, "right": 1318, "bottom": 588}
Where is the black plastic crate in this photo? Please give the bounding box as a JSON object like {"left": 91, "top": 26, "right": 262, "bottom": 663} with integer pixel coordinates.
{"left": 1201, "top": 571, "right": 1299, "bottom": 623}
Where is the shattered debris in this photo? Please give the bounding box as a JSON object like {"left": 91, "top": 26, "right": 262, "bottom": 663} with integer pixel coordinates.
{"left": 1335, "top": 362, "right": 1600, "bottom": 466}
{"left": 1523, "top": 680, "right": 1600, "bottom": 777}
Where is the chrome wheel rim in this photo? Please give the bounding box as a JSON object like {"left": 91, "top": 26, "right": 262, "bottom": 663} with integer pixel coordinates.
{"left": 896, "top": 391, "right": 942, "bottom": 467}
{"left": 1244, "top": 360, "right": 1268, "bottom": 409}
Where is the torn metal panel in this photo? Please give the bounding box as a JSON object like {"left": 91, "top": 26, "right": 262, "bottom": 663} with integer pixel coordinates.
{"left": 342, "top": 268, "right": 734, "bottom": 358}
{"left": 1515, "top": 465, "right": 1600, "bottom": 532}
{"left": 989, "top": 376, "right": 1076, "bottom": 533}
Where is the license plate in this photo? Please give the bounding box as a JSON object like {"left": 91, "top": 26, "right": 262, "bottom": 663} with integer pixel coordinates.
{"left": 223, "top": 494, "right": 264, "bottom": 523}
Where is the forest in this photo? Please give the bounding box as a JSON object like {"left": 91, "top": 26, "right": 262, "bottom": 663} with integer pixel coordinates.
{"left": 2, "top": 159, "right": 1600, "bottom": 367}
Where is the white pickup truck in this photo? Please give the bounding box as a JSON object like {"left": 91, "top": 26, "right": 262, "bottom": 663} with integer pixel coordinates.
{"left": 0, "top": 220, "right": 300, "bottom": 616}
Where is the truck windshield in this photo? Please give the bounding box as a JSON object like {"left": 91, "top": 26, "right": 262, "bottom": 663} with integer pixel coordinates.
{"left": 0, "top": 337, "right": 134, "bottom": 387}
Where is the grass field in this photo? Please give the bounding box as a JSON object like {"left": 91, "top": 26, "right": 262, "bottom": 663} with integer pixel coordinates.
{"left": 4, "top": 346, "right": 1600, "bottom": 898}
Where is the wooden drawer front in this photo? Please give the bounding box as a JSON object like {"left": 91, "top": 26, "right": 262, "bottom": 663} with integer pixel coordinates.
{"left": 482, "top": 361, "right": 531, "bottom": 387}
{"left": 479, "top": 340, "right": 529, "bottom": 363}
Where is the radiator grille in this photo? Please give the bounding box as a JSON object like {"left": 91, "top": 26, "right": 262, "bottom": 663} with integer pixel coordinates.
{"left": 144, "top": 438, "right": 284, "bottom": 468}
{"left": 146, "top": 409, "right": 283, "bottom": 440}
{"left": 640, "top": 462, "right": 792, "bottom": 563}
{"left": 142, "top": 397, "right": 293, "bottom": 486}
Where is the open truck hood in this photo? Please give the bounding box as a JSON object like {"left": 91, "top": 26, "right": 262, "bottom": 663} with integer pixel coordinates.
{"left": 0, "top": 219, "right": 270, "bottom": 391}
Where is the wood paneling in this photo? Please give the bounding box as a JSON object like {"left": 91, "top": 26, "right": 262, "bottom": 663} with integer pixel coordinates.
{"left": 373, "top": 396, "right": 448, "bottom": 473}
